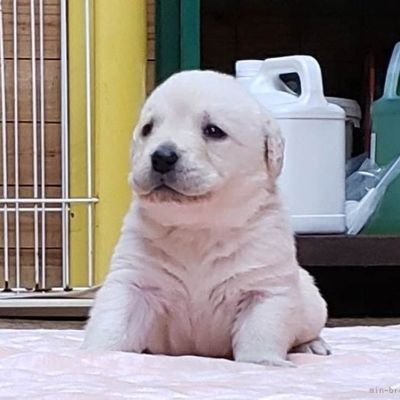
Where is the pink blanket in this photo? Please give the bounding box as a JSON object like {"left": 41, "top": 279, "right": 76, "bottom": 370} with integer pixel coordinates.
{"left": 0, "top": 326, "right": 399, "bottom": 399}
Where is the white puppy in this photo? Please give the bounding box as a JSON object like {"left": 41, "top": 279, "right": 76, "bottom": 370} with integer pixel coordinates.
{"left": 83, "top": 70, "right": 330, "bottom": 366}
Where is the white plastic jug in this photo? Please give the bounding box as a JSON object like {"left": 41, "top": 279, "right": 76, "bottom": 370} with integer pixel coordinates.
{"left": 244, "top": 56, "right": 347, "bottom": 233}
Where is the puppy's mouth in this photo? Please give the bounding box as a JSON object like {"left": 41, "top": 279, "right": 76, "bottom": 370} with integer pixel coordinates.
{"left": 154, "top": 184, "right": 184, "bottom": 196}
{"left": 140, "top": 183, "right": 212, "bottom": 204}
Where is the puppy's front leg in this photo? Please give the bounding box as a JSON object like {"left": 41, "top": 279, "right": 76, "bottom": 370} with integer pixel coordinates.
{"left": 232, "top": 294, "right": 296, "bottom": 367}
{"left": 83, "top": 270, "right": 154, "bottom": 352}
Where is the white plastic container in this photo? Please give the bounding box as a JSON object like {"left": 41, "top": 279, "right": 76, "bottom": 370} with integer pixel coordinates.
{"left": 237, "top": 56, "right": 346, "bottom": 233}
{"left": 327, "top": 97, "right": 361, "bottom": 160}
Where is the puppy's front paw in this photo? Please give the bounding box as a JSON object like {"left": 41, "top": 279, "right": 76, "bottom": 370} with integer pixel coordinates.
{"left": 257, "top": 358, "right": 296, "bottom": 368}
{"left": 236, "top": 354, "right": 296, "bottom": 368}
{"left": 290, "top": 336, "right": 331, "bottom": 356}
{"left": 81, "top": 334, "right": 118, "bottom": 351}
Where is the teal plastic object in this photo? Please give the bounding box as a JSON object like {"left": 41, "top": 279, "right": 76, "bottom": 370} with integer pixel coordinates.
{"left": 364, "top": 43, "right": 400, "bottom": 234}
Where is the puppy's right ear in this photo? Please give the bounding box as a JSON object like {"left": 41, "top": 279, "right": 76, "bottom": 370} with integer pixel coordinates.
{"left": 264, "top": 117, "right": 284, "bottom": 179}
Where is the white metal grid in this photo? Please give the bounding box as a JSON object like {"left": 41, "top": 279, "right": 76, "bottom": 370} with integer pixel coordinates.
{"left": 0, "top": 0, "right": 97, "bottom": 296}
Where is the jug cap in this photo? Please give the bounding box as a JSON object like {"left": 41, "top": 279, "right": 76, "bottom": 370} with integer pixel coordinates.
{"left": 235, "top": 60, "right": 263, "bottom": 78}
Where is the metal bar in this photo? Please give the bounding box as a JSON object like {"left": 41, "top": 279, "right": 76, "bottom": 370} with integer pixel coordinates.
{"left": 39, "top": 0, "right": 46, "bottom": 289}
{"left": 0, "top": 197, "right": 98, "bottom": 204}
{"left": 60, "top": 0, "right": 70, "bottom": 289}
{"left": 1, "top": 207, "right": 63, "bottom": 213}
{"left": 0, "top": 286, "right": 92, "bottom": 294}
{"left": 30, "top": 0, "right": 40, "bottom": 290}
{"left": 13, "top": 0, "right": 21, "bottom": 290}
{"left": 85, "top": 0, "right": 93, "bottom": 286}
{"left": 0, "top": 0, "right": 10, "bottom": 290}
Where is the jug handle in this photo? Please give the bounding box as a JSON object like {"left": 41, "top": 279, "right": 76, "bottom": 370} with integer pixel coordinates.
{"left": 383, "top": 42, "right": 400, "bottom": 99}
{"left": 251, "top": 56, "right": 327, "bottom": 107}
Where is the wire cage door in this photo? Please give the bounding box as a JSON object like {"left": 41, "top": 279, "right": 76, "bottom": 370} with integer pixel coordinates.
{"left": 0, "top": 0, "right": 96, "bottom": 296}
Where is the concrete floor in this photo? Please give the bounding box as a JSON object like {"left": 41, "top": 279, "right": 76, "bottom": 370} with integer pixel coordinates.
{"left": 1, "top": 318, "right": 400, "bottom": 329}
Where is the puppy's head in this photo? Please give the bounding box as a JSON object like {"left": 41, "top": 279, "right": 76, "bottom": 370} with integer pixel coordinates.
{"left": 130, "top": 70, "right": 284, "bottom": 226}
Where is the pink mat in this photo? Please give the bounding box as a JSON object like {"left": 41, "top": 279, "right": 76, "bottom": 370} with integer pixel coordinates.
{"left": 0, "top": 325, "right": 399, "bottom": 399}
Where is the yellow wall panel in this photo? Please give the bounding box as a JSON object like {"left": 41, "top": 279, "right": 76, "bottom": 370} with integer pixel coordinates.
{"left": 69, "top": 0, "right": 147, "bottom": 286}
{"left": 93, "top": 0, "right": 147, "bottom": 283}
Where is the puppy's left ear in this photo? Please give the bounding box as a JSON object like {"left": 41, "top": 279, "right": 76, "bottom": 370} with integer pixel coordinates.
{"left": 264, "top": 117, "right": 284, "bottom": 178}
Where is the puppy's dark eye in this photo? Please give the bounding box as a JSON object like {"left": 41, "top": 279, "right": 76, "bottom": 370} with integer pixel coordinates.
{"left": 202, "top": 124, "right": 227, "bottom": 140}
{"left": 141, "top": 122, "right": 153, "bottom": 137}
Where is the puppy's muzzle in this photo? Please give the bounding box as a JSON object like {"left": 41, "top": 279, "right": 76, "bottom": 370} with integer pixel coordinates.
{"left": 151, "top": 144, "right": 179, "bottom": 174}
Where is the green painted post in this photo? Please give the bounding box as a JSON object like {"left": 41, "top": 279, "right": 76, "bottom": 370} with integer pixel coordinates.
{"left": 155, "top": 0, "right": 180, "bottom": 85}
{"left": 180, "top": 0, "right": 201, "bottom": 70}
{"left": 156, "top": 0, "right": 201, "bottom": 84}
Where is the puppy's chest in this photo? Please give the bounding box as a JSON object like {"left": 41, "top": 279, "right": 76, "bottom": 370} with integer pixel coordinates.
{"left": 162, "top": 273, "right": 239, "bottom": 357}
{"left": 147, "top": 232, "right": 264, "bottom": 354}
{"left": 158, "top": 244, "right": 244, "bottom": 306}
{"left": 167, "top": 263, "right": 241, "bottom": 313}
{"left": 152, "top": 233, "right": 261, "bottom": 309}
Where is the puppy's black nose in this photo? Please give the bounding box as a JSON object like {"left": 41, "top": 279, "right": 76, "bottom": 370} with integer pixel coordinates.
{"left": 151, "top": 145, "right": 179, "bottom": 174}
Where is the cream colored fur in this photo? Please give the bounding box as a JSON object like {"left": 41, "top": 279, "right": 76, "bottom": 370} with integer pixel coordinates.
{"left": 83, "top": 70, "right": 329, "bottom": 366}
